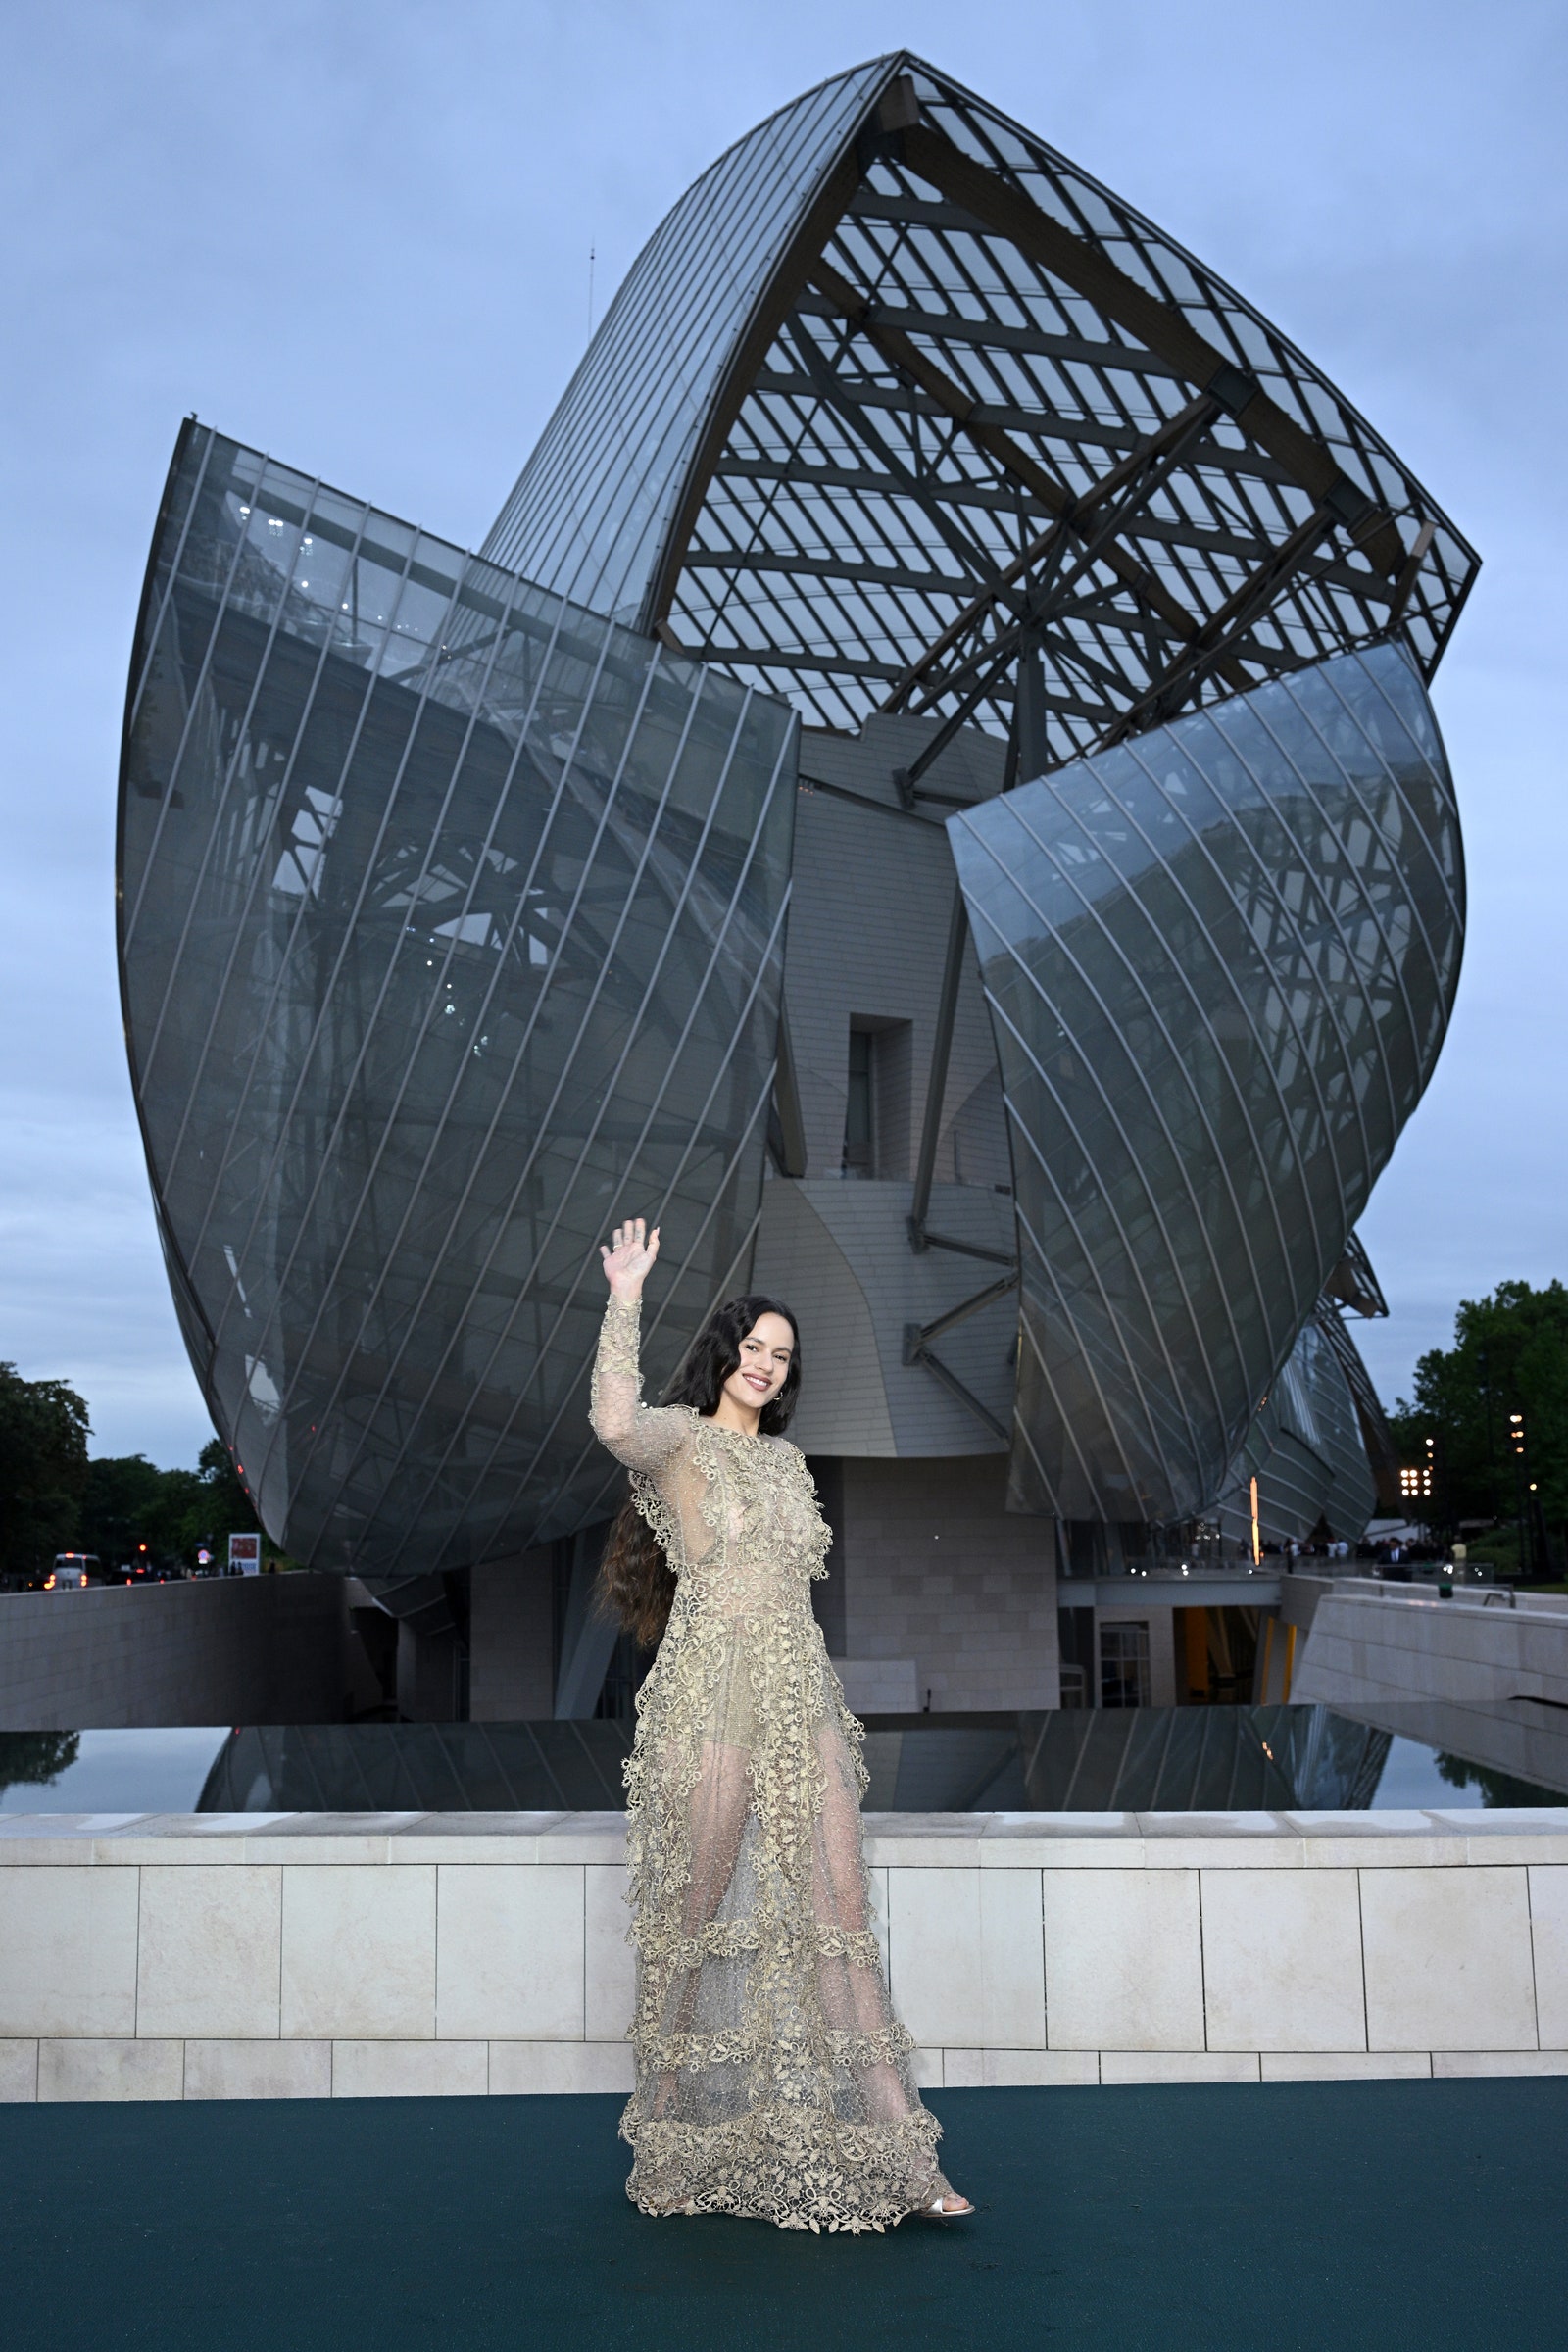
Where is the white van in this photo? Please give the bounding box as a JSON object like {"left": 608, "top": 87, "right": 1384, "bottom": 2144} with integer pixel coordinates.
{"left": 46, "top": 1554, "right": 100, "bottom": 1590}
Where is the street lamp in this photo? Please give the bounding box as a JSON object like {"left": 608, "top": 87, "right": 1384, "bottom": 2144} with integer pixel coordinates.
{"left": 1509, "top": 1412, "right": 1530, "bottom": 1581}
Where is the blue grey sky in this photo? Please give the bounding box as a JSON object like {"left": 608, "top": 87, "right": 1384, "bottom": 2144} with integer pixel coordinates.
{"left": 2, "top": 0, "right": 1563, "bottom": 1466}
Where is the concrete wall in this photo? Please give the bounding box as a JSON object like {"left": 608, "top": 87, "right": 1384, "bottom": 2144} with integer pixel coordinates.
{"left": 0, "top": 1578, "right": 351, "bottom": 1729}
{"left": 753, "top": 1178, "right": 1017, "bottom": 1456}
{"left": 839, "top": 1456, "right": 1059, "bottom": 1711}
{"left": 4, "top": 1807, "right": 1566, "bottom": 2100}
{"left": 786, "top": 723, "right": 1005, "bottom": 1188}
{"left": 1296, "top": 1586, "right": 1568, "bottom": 1788}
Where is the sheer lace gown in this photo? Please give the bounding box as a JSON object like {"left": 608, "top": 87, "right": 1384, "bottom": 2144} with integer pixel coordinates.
{"left": 589, "top": 1295, "right": 952, "bottom": 2231}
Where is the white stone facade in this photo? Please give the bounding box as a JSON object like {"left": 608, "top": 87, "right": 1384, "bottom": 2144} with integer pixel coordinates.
{"left": 3, "top": 1808, "right": 1566, "bottom": 2100}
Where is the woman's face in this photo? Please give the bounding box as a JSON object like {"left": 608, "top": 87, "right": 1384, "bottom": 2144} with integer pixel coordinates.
{"left": 720, "top": 1312, "right": 795, "bottom": 1417}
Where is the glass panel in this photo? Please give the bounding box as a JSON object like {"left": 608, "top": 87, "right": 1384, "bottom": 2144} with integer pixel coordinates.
{"left": 948, "top": 640, "right": 1461, "bottom": 1522}
{"left": 1214, "top": 1312, "right": 1377, "bottom": 1549}
{"left": 482, "top": 61, "right": 891, "bottom": 623}
{"left": 121, "top": 425, "right": 798, "bottom": 1571}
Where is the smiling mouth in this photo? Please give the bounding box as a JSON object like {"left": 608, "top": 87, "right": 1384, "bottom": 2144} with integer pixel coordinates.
{"left": 743, "top": 1374, "right": 771, "bottom": 1393}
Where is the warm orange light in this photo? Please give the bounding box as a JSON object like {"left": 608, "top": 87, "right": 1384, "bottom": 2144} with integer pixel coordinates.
{"left": 1250, "top": 1476, "right": 1261, "bottom": 1566}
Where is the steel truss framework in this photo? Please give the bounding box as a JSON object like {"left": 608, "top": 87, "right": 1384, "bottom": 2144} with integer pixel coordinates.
{"left": 485, "top": 55, "right": 1478, "bottom": 783}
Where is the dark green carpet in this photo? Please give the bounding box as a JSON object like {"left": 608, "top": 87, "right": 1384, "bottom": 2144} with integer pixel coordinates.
{"left": 2, "top": 2082, "right": 1560, "bottom": 2349}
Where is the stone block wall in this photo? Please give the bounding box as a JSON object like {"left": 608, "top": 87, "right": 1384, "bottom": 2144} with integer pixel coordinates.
{"left": 1295, "top": 1588, "right": 1568, "bottom": 1788}
{"left": 3, "top": 1809, "right": 1567, "bottom": 2100}
{"left": 838, "top": 1457, "right": 1059, "bottom": 1710}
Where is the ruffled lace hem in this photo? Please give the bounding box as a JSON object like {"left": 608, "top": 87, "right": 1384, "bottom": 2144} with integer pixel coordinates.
{"left": 621, "top": 2106, "right": 948, "bottom": 2234}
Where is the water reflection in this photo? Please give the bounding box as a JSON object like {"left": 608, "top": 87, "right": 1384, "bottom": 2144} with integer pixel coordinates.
{"left": 1, "top": 1711, "right": 1562, "bottom": 1816}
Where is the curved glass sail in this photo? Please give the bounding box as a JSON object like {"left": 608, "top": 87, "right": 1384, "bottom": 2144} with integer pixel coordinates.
{"left": 120, "top": 423, "right": 797, "bottom": 1571}
{"left": 1212, "top": 1310, "right": 1378, "bottom": 1548}
{"left": 947, "top": 639, "right": 1462, "bottom": 1522}
{"left": 482, "top": 60, "right": 894, "bottom": 622}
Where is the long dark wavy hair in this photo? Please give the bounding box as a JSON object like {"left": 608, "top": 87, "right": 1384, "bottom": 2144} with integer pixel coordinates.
{"left": 597, "top": 1293, "right": 802, "bottom": 1649}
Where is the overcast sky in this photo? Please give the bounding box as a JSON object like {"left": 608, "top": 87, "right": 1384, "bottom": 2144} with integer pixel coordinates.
{"left": 2, "top": 0, "right": 1563, "bottom": 1466}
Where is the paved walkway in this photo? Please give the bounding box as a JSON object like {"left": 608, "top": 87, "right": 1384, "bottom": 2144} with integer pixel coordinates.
{"left": 3, "top": 2082, "right": 1562, "bottom": 2349}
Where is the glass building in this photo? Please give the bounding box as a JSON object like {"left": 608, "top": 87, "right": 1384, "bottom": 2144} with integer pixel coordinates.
{"left": 120, "top": 55, "right": 1477, "bottom": 1718}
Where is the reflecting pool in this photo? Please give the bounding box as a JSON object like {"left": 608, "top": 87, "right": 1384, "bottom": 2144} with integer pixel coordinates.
{"left": 2, "top": 1709, "right": 1562, "bottom": 1815}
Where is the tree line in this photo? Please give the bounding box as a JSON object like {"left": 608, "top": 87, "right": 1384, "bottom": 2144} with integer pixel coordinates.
{"left": 1387, "top": 1279, "right": 1568, "bottom": 1577}
{"left": 6, "top": 1276, "right": 1564, "bottom": 1584}
{"left": 0, "top": 1362, "right": 258, "bottom": 1586}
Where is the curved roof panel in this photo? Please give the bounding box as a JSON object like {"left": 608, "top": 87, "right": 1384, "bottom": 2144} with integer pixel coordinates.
{"left": 481, "top": 58, "right": 897, "bottom": 619}
{"left": 948, "top": 639, "right": 1462, "bottom": 1522}
{"left": 488, "top": 56, "right": 1478, "bottom": 775}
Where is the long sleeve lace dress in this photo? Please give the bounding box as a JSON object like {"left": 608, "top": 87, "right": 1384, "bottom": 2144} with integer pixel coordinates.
{"left": 589, "top": 1294, "right": 952, "bottom": 2232}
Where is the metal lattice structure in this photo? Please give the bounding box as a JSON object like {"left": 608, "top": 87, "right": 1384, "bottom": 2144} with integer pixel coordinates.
{"left": 486, "top": 56, "right": 1477, "bottom": 787}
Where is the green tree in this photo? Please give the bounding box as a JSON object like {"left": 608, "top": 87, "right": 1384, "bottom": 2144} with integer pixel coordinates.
{"left": 0, "top": 1363, "right": 90, "bottom": 1583}
{"left": 0, "top": 1731, "right": 80, "bottom": 1794}
{"left": 80, "top": 1440, "right": 259, "bottom": 1571}
{"left": 1389, "top": 1280, "right": 1568, "bottom": 1572}
{"left": 79, "top": 1453, "right": 187, "bottom": 1569}
{"left": 173, "top": 1439, "right": 260, "bottom": 1562}
{"left": 1436, "top": 1750, "right": 1559, "bottom": 1808}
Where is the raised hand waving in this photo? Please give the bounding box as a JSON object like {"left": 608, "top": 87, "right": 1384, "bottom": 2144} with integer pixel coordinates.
{"left": 600, "top": 1217, "right": 661, "bottom": 1301}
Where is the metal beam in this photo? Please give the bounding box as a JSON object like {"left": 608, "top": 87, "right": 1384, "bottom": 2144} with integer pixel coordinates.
{"left": 1389, "top": 518, "right": 1438, "bottom": 631}
{"left": 680, "top": 545, "right": 974, "bottom": 600}
{"left": 680, "top": 641, "right": 908, "bottom": 683}
{"left": 914, "top": 1230, "right": 1017, "bottom": 1266}
{"left": 878, "top": 516, "right": 1065, "bottom": 713}
{"left": 901, "top": 1337, "right": 1012, "bottom": 1443}
{"left": 1096, "top": 496, "right": 1344, "bottom": 748}
{"left": 778, "top": 311, "right": 1018, "bottom": 599}
{"left": 810, "top": 256, "right": 1076, "bottom": 518}
{"left": 796, "top": 769, "right": 945, "bottom": 827}
{"left": 878, "top": 390, "right": 1221, "bottom": 716}
{"left": 808, "top": 259, "right": 1214, "bottom": 663}
{"left": 766, "top": 998, "right": 808, "bottom": 1176}
{"left": 798, "top": 282, "right": 1188, "bottom": 378}
{"left": 904, "top": 1268, "right": 1019, "bottom": 1352}
{"left": 642, "top": 141, "right": 869, "bottom": 632}
{"left": 899, "top": 121, "right": 1408, "bottom": 583}
{"left": 902, "top": 396, "right": 1243, "bottom": 725}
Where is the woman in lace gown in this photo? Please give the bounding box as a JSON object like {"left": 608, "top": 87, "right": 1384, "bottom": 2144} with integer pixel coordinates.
{"left": 589, "top": 1218, "right": 972, "bottom": 2232}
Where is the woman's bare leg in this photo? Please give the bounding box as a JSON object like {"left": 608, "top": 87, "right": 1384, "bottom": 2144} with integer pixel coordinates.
{"left": 810, "top": 1725, "right": 970, "bottom": 2210}
{"left": 649, "top": 1738, "right": 752, "bottom": 2125}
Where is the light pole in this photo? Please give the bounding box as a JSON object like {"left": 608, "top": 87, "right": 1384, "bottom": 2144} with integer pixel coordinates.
{"left": 1509, "top": 1411, "right": 1530, "bottom": 1582}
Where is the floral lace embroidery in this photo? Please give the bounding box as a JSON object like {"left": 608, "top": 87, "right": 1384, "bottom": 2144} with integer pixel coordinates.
{"left": 587, "top": 1294, "right": 950, "bottom": 2233}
